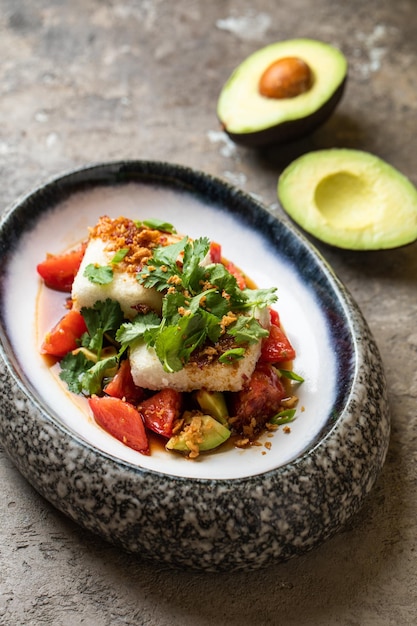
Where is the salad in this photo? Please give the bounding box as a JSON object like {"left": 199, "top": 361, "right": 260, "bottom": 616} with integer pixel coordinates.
{"left": 37, "top": 216, "right": 303, "bottom": 459}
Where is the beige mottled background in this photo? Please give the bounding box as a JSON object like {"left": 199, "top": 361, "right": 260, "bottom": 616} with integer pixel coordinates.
{"left": 1, "top": 1, "right": 416, "bottom": 624}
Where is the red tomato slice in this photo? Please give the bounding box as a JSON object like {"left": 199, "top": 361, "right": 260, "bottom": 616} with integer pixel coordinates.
{"left": 138, "top": 388, "right": 182, "bottom": 438}
{"left": 88, "top": 395, "right": 149, "bottom": 455}
{"left": 37, "top": 242, "right": 87, "bottom": 292}
{"left": 209, "top": 241, "right": 222, "bottom": 264}
{"left": 104, "top": 359, "right": 145, "bottom": 404}
{"left": 230, "top": 362, "right": 286, "bottom": 423}
{"left": 41, "top": 309, "right": 87, "bottom": 357}
{"left": 261, "top": 323, "right": 296, "bottom": 364}
{"left": 225, "top": 260, "right": 246, "bottom": 289}
{"left": 269, "top": 307, "right": 280, "bottom": 327}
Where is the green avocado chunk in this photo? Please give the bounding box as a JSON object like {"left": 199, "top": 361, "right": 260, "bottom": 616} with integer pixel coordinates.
{"left": 194, "top": 390, "right": 229, "bottom": 426}
{"left": 166, "top": 413, "right": 231, "bottom": 455}
{"left": 278, "top": 148, "right": 417, "bottom": 250}
{"left": 217, "top": 38, "right": 347, "bottom": 147}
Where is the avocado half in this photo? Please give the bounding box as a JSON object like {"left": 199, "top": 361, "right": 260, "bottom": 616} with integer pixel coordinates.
{"left": 278, "top": 149, "right": 417, "bottom": 250}
{"left": 217, "top": 39, "right": 348, "bottom": 148}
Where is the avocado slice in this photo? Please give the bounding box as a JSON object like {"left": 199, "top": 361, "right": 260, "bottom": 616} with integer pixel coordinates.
{"left": 166, "top": 413, "right": 230, "bottom": 456}
{"left": 217, "top": 39, "right": 347, "bottom": 148}
{"left": 277, "top": 149, "right": 417, "bottom": 250}
{"left": 194, "top": 390, "right": 229, "bottom": 426}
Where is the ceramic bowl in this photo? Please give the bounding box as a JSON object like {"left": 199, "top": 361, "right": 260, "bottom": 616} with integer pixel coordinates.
{"left": 0, "top": 161, "right": 390, "bottom": 571}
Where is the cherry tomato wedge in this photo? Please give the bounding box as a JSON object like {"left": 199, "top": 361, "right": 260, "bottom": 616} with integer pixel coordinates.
{"left": 88, "top": 395, "right": 149, "bottom": 455}
{"left": 138, "top": 388, "right": 183, "bottom": 438}
{"left": 37, "top": 242, "right": 86, "bottom": 292}
{"left": 269, "top": 307, "right": 280, "bottom": 327}
{"left": 261, "top": 323, "right": 296, "bottom": 364}
{"left": 230, "top": 362, "right": 286, "bottom": 427}
{"left": 225, "top": 260, "right": 246, "bottom": 289}
{"left": 41, "top": 309, "right": 87, "bottom": 357}
{"left": 104, "top": 359, "right": 145, "bottom": 404}
{"left": 209, "top": 241, "right": 222, "bottom": 264}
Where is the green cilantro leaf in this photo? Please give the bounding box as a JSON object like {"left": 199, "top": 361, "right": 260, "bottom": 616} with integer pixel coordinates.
{"left": 236, "top": 287, "right": 278, "bottom": 310}
{"left": 228, "top": 315, "right": 269, "bottom": 345}
{"left": 79, "top": 355, "right": 118, "bottom": 396}
{"left": 161, "top": 291, "right": 187, "bottom": 323}
{"left": 203, "top": 289, "right": 230, "bottom": 318}
{"left": 138, "top": 237, "right": 188, "bottom": 292}
{"left": 204, "top": 262, "right": 240, "bottom": 297}
{"left": 187, "top": 289, "right": 217, "bottom": 314}
{"left": 154, "top": 312, "right": 209, "bottom": 373}
{"left": 84, "top": 263, "right": 114, "bottom": 285}
{"left": 153, "top": 324, "right": 185, "bottom": 373}
{"left": 199, "top": 308, "right": 223, "bottom": 344}
{"left": 137, "top": 265, "right": 176, "bottom": 292}
{"left": 115, "top": 311, "right": 161, "bottom": 351}
{"left": 59, "top": 351, "right": 95, "bottom": 394}
{"left": 59, "top": 350, "right": 118, "bottom": 397}
{"left": 152, "top": 236, "right": 188, "bottom": 267}
{"left": 182, "top": 237, "right": 210, "bottom": 292}
{"left": 81, "top": 299, "right": 125, "bottom": 355}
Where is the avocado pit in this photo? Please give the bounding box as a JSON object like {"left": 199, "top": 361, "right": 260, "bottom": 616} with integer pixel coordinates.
{"left": 217, "top": 39, "right": 348, "bottom": 148}
{"left": 259, "top": 57, "right": 314, "bottom": 99}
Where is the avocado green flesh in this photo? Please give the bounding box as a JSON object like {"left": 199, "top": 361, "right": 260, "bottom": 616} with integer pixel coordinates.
{"left": 217, "top": 39, "right": 347, "bottom": 142}
{"left": 224, "top": 82, "right": 346, "bottom": 148}
{"left": 278, "top": 149, "right": 417, "bottom": 250}
{"left": 195, "top": 390, "right": 229, "bottom": 426}
{"left": 166, "top": 414, "right": 231, "bottom": 454}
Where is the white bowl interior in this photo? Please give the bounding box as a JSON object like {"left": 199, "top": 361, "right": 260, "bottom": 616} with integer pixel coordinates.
{"left": 4, "top": 182, "right": 337, "bottom": 479}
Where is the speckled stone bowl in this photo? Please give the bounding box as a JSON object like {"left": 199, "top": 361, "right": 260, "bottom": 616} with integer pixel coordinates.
{"left": 0, "top": 161, "right": 390, "bottom": 571}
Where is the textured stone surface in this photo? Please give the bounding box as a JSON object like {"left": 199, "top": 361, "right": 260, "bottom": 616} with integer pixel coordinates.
{"left": 0, "top": 0, "right": 416, "bottom": 624}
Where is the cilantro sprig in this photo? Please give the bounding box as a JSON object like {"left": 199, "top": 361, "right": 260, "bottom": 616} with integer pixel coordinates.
{"left": 138, "top": 237, "right": 188, "bottom": 292}
{"left": 60, "top": 351, "right": 118, "bottom": 396}
{"left": 59, "top": 299, "right": 124, "bottom": 395}
{"left": 80, "top": 299, "right": 125, "bottom": 356}
{"left": 115, "top": 311, "right": 161, "bottom": 354}
{"left": 228, "top": 315, "right": 269, "bottom": 345}
{"left": 131, "top": 236, "right": 278, "bottom": 372}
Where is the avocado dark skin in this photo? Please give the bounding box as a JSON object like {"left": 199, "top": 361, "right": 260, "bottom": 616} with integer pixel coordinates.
{"left": 222, "top": 78, "right": 347, "bottom": 148}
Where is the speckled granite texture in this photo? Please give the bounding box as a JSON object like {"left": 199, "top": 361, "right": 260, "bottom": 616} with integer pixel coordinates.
{"left": 0, "top": 0, "right": 416, "bottom": 624}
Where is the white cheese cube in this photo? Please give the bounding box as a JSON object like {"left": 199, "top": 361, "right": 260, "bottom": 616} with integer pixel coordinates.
{"left": 71, "top": 238, "right": 162, "bottom": 319}
{"left": 129, "top": 307, "right": 270, "bottom": 392}
{"left": 129, "top": 341, "right": 262, "bottom": 392}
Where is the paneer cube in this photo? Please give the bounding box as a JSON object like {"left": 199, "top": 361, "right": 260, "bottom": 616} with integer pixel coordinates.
{"left": 129, "top": 307, "right": 270, "bottom": 392}
{"left": 71, "top": 238, "right": 162, "bottom": 319}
